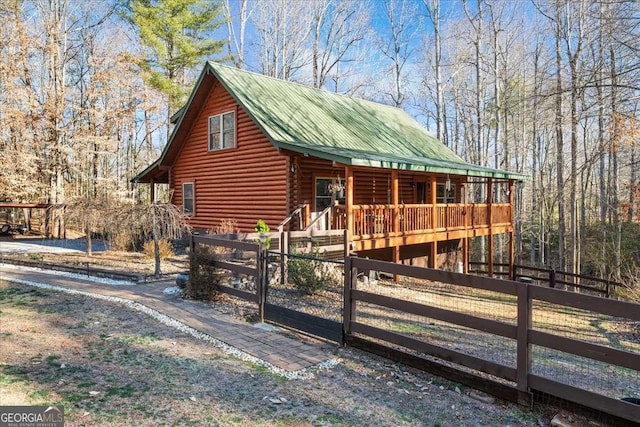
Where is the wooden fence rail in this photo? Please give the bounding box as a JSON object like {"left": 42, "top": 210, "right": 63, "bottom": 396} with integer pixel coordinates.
{"left": 469, "top": 261, "right": 624, "bottom": 298}
{"left": 187, "top": 234, "right": 639, "bottom": 423}
{"left": 344, "top": 256, "right": 640, "bottom": 424}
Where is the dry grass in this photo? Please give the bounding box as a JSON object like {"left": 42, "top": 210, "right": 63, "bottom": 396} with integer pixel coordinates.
{"left": 2, "top": 249, "right": 188, "bottom": 276}
{"left": 0, "top": 281, "right": 548, "bottom": 426}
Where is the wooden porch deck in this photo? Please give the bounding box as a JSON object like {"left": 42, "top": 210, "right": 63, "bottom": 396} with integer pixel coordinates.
{"left": 333, "top": 203, "right": 512, "bottom": 251}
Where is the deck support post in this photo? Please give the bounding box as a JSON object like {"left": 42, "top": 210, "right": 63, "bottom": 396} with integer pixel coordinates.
{"left": 430, "top": 241, "right": 437, "bottom": 269}
{"left": 462, "top": 236, "right": 469, "bottom": 274}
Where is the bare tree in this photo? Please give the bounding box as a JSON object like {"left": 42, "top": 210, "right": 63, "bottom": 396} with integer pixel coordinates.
{"left": 309, "top": 0, "right": 369, "bottom": 90}
{"left": 63, "top": 196, "right": 113, "bottom": 256}
{"left": 224, "top": 0, "right": 252, "bottom": 69}
{"left": 422, "top": 0, "right": 445, "bottom": 143}
{"left": 376, "top": 0, "right": 419, "bottom": 107}
{"left": 112, "top": 203, "right": 191, "bottom": 277}
{"left": 252, "top": 0, "right": 313, "bottom": 80}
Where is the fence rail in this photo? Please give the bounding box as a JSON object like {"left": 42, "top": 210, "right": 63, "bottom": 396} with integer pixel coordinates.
{"left": 344, "top": 256, "right": 640, "bottom": 424}
{"left": 187, "top": 234, "right": 639, "bottom": 424}
{"left": 469, "top": 261, "right": 624, "bottom": 298}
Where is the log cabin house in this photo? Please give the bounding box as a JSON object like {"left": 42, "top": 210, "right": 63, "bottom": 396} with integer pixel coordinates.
{"left": 134, "top": 62, "right": 525, "bottom": 275}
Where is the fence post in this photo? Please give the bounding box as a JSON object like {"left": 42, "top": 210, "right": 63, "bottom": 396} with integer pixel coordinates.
{"left": 516, "top": 281, "right": 533, "bottom": 408}
{"left": 605, "top": 280, "right": 611, "bottom": 298}
{"left": 189, "top": 233, "right": 196, "bottom": 255}
{"left": 549, "top": 269, "right": 556, "bottom": 289}
{"left": 280, "top": 231, "right": 288, "bottom": 285}
{"left": 257, "top": 244, "right": 265, "bottom": 322}
{"left": 343, "top": 255, "right": 357, "bottom": 345}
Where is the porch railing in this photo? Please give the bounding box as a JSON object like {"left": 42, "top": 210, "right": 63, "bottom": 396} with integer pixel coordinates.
{"left": 334, "top": 203, "right": 512, "bottom": 238}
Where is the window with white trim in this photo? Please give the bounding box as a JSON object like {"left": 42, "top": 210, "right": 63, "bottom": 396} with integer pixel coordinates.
{"left": 183, "top": 182, "right": 194, "bottom": 216}
{"left": 208, "top": 111, "right": 236, "bottom": 151}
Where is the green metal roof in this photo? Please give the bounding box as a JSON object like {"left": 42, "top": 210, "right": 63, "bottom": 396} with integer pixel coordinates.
{"left": 209, "top": 62, "right": 526, "bottom": 180}
{"left": 134, "top": 62, "right": 526, "bottom": 182}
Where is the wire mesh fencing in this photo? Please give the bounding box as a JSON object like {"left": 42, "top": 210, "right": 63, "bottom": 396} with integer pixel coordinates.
{"left": 354, "top": 273, "right": 518, "bottom": 377}
{"left": 265, "top": 251, "right": 344, "bottom": 323}
{"left": 531, "top": 299, "right": 640, "bottom": 403}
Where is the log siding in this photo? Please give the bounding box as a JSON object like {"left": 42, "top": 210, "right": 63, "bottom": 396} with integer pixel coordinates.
{"left": 171, "top": 76, "right": 288, "bottom": 232}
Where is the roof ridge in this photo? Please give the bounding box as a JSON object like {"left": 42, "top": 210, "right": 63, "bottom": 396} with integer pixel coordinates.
{"left": 207, "top": 61, "right": 403, "bottom": 113}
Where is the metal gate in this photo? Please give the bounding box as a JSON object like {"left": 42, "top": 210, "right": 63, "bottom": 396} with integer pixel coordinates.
{"left": 264, "top": 251, "right": 344, "bottom": 344}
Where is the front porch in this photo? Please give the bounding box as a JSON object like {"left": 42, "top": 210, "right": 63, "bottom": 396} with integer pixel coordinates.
{"left": 334, "top": 201, "right": 512, "bottom": 249}
{"left": 286, "top": 162, "right": 517, "bottom": 277}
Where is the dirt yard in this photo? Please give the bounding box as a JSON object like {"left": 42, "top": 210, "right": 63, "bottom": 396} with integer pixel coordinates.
{"left": 0, "top": 244, "right": 627, "bottom": 426}
{"left": 0, "top": 245, "right": 189, "bottom": 277}
{"left": 0, "top": 279, "right": 563, "bottom": 427}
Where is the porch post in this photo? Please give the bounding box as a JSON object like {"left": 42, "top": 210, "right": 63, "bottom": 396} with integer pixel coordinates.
{"left": 461, "top": 180, "right": 469, "bottom": 274}
{"left": 430, "top": 174, "right": 438, "bottom": 269}
{"left": 392, "top": 169, "right": 400, "bottom": 279}
{"left": 430, "top": 174, "right": 437, "bottom": 230}
{"left": 391, "top": 169, "right": 399, "bottom": 234}
{"left": 150, "top": 178, "right": 155, "bottom": 203}
{"left": 487, "top": 178, "right": 494, "bottom": 277}
{"left": 345, "top": 166, "right": 354, "bottom": 241}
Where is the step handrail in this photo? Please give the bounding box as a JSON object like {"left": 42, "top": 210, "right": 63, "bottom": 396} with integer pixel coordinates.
{"left": 277, "top": 203, "right": 308, "bottom": 232}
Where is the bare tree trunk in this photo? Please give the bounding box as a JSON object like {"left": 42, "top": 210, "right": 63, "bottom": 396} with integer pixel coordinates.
{"left": 610, "top": 46, "right": 621, "bottom": 280}
{"left": 630, "top": 136, "right": 637, "bottom": 222}
{"left": 423, "top": 0, "right": 445, "bottom": 143}
{"left": 463, "top": 0, "right": 487, "bottom": 263}
{"left": 553, "top": 1, "right": 566, "bottom": 271}
{"left": 153, "top": 203, "right": 161, "bottom": 277}
{"left": 566, "top": 5, "right": 583, "bottom": 280}
{"left": 225, "top": 0, "right": 249, "bottom": 69}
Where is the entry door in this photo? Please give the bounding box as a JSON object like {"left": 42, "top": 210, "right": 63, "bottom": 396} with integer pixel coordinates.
{"left": 314, "top": 177, "right": 345, "bottom": 230}
{"left": 415, "top": 181, "right": 427, "bottom": 204}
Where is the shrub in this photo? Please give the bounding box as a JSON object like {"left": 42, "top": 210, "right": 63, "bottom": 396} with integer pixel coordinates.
{"left": 142, "top": 239, "right": 175, "bottom": 260}
{"left": 111, "top": 229, "right": 144, "bottom": 251}
{"left": 213, "top": 218, "right": 238, "bottom": 235}
{"left": 254, "top": 219, "right": 271, "bottom": 250}
{"left": 287, "top": 248, "right": 336, "bottom": 295}
{"left": 185, "top": 246, "right": 222, "bottom": 301}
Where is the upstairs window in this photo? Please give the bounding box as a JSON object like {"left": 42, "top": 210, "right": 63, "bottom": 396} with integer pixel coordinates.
{"left": 183, "top": 182, "right": 194, "bottom": 216}
{"left": 208, "top": 111, "right": 236, "bottom": 151}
